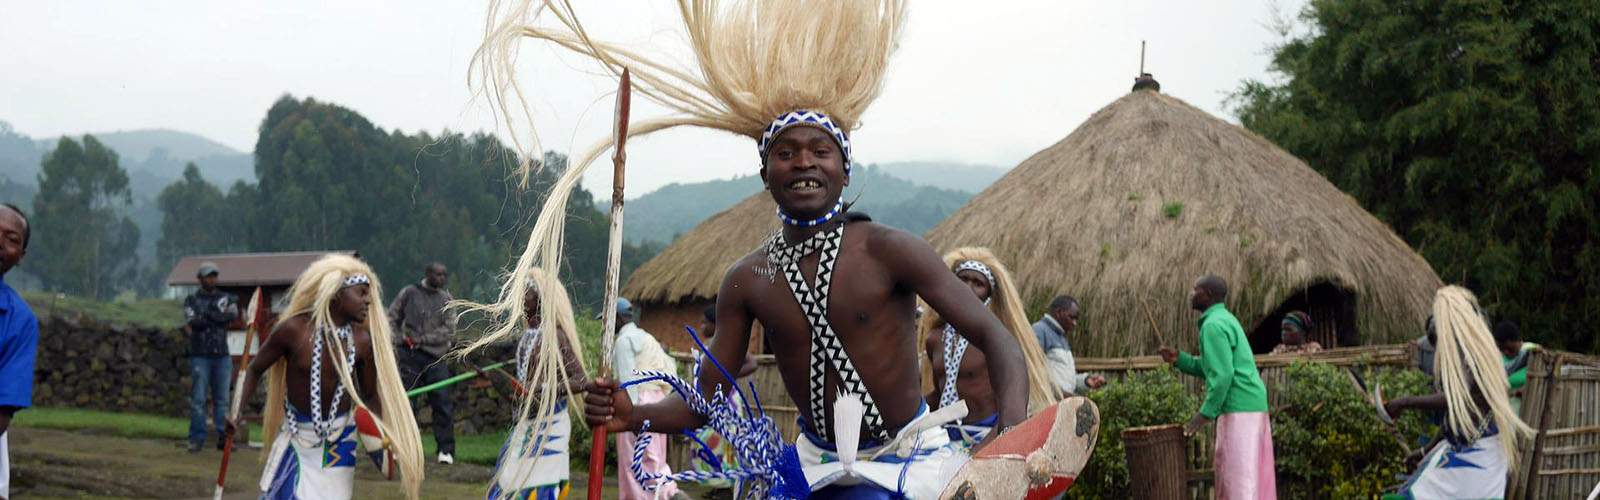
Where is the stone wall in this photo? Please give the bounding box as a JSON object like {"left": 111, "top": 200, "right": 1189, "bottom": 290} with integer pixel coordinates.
{"left": 32, "top": 314, "right": 524, "bottom": 435}
{"left": 33, "top": 315, "right": 192, "bottom": 415}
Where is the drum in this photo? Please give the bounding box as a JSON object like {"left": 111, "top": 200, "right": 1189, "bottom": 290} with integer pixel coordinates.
{"left": 939, "top": 397, "right": 1101, "bottom": 500}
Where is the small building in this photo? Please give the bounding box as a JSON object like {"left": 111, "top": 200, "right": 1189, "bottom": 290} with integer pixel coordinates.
{"left": 165, "top": 250, "right": 359, "bottom": 356}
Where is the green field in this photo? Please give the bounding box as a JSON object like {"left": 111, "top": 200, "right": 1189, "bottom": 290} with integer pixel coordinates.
{"left": 22, "top": 291, "right": 183, "bottom": 329}
{"left": 14, "top": 406, "right": 510, "bottom": 467}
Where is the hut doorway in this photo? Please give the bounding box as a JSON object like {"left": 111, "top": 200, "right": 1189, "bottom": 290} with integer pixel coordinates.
{"left": 1249, "top": 282, "right": 1358, "bottom": 354}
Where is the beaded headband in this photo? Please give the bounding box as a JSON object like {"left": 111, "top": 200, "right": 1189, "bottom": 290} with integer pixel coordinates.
{"left": 953, "top": 260, "right": 996, "bottom": 291}
{"left": 757, "top": 110, "right": 853, "bottom": 174}
{"left": 342, "top": 274, "right": 371, "bottom": 288}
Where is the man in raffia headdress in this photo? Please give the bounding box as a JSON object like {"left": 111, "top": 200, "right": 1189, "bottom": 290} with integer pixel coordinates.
{"left": 228, "top": 255, "right": 425, "bottom": 499}
{"left": 1380, "top": 286, "right": 1534, "bottom": 500}
{"left": 456, "top": 267, "right": 589, "bottom": 500}
{"left": 920, "top": 248, "right": 1061, "bottom": 451}
{"left": 467, "top": 1, "right": 1031, "bottom": 497}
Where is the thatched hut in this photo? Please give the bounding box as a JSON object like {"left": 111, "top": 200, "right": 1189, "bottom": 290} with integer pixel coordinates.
{"left": 621, "top": 192, "right": 778, "bottom": 353}
{"left": 925, "top": 85, "right": 1443, "bottom": 356}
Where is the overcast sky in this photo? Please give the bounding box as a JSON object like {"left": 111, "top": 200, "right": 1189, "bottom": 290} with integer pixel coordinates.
{"left": 1, "top": 1, "right": 1297, "bottom": 195}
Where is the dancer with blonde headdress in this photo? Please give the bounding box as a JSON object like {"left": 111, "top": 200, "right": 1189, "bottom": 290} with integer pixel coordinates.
{"left": 920, "top": 247, "right": 1060, "bottom": 450}
{"left": 228, "top": 255, "right": 424, "bottom": 499}
{"left": 467, "top": 1, "right": 1035, "bottom": 497}
{"left": 1381, "top": 286, "right": 1534, "bottom": 500}
{"left": 457, "top": 268, "right": 588, "bottom": 500}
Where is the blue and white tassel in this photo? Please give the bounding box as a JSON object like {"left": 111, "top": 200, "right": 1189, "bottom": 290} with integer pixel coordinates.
{"left": 619, "top": 327, "right": 809, "bottom": 499}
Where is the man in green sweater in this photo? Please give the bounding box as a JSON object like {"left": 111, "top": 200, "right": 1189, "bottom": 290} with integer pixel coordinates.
{"left": 1159, "top": 275, "right": 1276, "bottom": 499}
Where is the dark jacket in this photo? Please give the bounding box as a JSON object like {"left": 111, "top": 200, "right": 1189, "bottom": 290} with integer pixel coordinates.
{"left": 184, "top": 289, "right": 239, "bottom": 357}
{"left": 388, "top": 283, "right": 456, "bottom": 358}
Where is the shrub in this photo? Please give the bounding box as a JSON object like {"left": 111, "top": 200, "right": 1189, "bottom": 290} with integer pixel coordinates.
{"left": 1271, "top": 362, "right": 1437, "bottom": 498}
{"left": 1069, "top": 366, "right": 1198, "bottom": 499}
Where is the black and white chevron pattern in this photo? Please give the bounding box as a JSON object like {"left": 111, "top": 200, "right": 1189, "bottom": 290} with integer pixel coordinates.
{"left": 769, "top": 224, "right": 888, "bottom": 442}
{"left": 762, "top": 227, "right": 832, "bottom": 267}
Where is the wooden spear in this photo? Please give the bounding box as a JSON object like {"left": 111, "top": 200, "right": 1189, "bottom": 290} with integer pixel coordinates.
{"left": 1137, "top": 294, "right": 1167, "bottom": 349}
{"left": 588, "top": 67, "right": 632, "bottom": 500}
{"left": 215, "top": 287, "right": 266, "bottom": 500}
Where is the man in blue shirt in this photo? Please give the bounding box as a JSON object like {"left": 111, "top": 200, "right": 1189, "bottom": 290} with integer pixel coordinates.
{"left": 0, "top": 203, "right": 39, "bottom": 500}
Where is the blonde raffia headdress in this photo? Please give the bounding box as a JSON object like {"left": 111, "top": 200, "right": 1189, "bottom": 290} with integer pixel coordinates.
{"left": 1431, "top": 285, "right": 1534, "bottom": 470}
{"left": 461, "top": 0, "right": 907, "bottom": 423}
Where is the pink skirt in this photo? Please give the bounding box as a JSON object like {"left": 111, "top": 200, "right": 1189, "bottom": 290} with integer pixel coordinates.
{"left": 1213, "top": 412, "right": 1277, "bottom": 500}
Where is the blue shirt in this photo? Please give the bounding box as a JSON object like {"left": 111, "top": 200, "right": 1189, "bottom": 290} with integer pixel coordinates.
{"left": 0, "top": 278, "right": 39, "bottom": 409}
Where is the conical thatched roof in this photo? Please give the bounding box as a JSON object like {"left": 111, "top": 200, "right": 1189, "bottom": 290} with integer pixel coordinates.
{"left": 925, "top": 90, "right": 1442, "bottom": 357}
{"left": 623, "top": 192, "right": 777, "bottom": 304}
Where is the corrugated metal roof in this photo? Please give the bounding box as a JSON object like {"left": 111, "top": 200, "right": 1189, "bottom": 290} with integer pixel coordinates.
{"left": 165, "top": 251, "right": 358, "bottom": 287}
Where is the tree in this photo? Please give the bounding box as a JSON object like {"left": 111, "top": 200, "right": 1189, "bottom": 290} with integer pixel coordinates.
{"left": 1231, "top": 0, "right": 1599, "bottom": 352}
{"left": 244, "top": 95, "right": 656, "bottom": 308}
{"left": 156, "top": 163, "right": 235, "bottom": 277}
{"left": 30, "top": 135, "right": 142, "bottom": 299}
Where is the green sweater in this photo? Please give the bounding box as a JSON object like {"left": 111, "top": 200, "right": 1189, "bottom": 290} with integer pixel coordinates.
{"left": 1175, "top": 304, "right": 1269, "bottom": 418}
{"left": 1504, "top": 341, "right": 1540, "bottom": 391}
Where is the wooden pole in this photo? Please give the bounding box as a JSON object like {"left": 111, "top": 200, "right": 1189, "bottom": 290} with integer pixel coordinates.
{"left": 588, "top": 67, "right": 632, "bottom": 500}
{"left": 215, "top": 287, "right": 265, "bottom": 500}
{"left": 1138, "top": 294, "right": 1166, "bottom": 348}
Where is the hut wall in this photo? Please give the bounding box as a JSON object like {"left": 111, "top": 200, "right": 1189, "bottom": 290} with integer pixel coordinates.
{"left": 637, "top": 300, "right": 709, "bottom": 353}
{"left": 638, "top": 299, "right": 770, "bottom": 355}
{"left": 1511, "top": 351, "right": 1600, "bottom": 500}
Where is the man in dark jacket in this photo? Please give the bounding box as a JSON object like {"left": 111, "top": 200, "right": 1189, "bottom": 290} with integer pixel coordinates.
{"left": 388, "top": 262, "right": 458, "bottom": 464}
{"left": 183, "top": 262, "right": 238, "bottom": 453}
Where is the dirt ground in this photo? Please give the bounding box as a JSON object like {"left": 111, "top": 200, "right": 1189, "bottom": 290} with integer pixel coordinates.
{"left": 6, "top": 427, "right": 639, "bottom": 499}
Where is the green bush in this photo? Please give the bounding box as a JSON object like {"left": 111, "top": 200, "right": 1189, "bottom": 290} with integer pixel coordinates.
{"left": 1069, "top": 366, "right": 1198, "bottom": 499}
{"left": 1271, "top": 362, "right": 1437, "bottom": 498}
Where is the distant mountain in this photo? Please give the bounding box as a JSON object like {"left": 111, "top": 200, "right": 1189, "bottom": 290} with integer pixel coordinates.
{"left": 875, "top": 161, "right": 1007, "bottom": 193}
{"left": 4, "top": 124, "right": 255, "bottom": 264}
{"left": 125, "top": 150, "right": 254, "bottom": 194}
{"left": 35, "top": 128, "right": 239, "bottom": 164}
{"left": 28, "top": 128, "right": 255, "bottom": 190}
{"left": 625, "top": 175, "right": 763, "bottom": 244}
{"left": 623, "top": 165, "right": 973, "bottom": 245}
